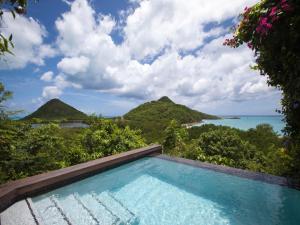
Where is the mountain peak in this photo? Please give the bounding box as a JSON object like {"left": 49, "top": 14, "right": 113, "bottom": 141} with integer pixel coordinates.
{"left": 45, "top": 98, "right": 63, "bottom": 104}
{"left": 23, "top": 99, "right": 87, "bottom": 121}
{"left": 48, "top": 98, "right": 61, "bottom": 102}
{"left": 125, "top": 96, "right": 218, "bottom": 124}
{"left": 158, "top": 96, "right": 174, "bottom": 103}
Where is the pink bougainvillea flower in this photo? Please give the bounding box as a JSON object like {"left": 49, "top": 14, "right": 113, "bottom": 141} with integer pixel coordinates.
{"left": 256, "top": 26, "right": 268, "bottom": 35}
{"left": 260, "top": 17, "right": 269, "bottom": 25}
{"left": 269, "top": 6, "right": 278, "bottom": 16}
{"left": 256, "top": 26, "right": 262, "bottom": 33}
{"left": 280, "top": 0, "right": 294, "bottom": 12}
{"left": 282, "top": 3, "right": 293, "bottom": 11}
{"left": 256, "top": 16, "right": 273, "bottom": 36}
{"left": 265, "top": 23, "right": 272, "bottom": 29}
{"left": 271, "top": 15, "right": 280, "bottom": 22}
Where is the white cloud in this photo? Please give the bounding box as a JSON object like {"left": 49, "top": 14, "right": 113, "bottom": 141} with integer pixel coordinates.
{"left": 40, "top": 71, "right": 54, "bottom": 82}
{"left": 51, "top": 0, "right": 279, "bottom": 112}
{"left": 40, "top": 73, "right": 77, "bottom": 101}
{"left": 57, "top": 56, "right": 90, "bottom": 75}
{"left": 42, "top": 86, "right": 62, "bottom": 99}
{"left": 123, "top": 0, "right": 257, "bottom": 60}
{"left": 0, "top": 12, "right": 56, "bottom": 70}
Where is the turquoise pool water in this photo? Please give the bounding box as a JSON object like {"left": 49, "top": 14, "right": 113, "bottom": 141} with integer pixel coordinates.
{"left": 198, "top": 116, "right": 285, "bottom": 135}
{"left": 32, "top": 157, "right": 300, "bottom": 225}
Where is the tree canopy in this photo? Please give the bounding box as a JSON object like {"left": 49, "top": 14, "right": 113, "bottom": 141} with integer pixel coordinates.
{"left": 0, "top": 0, "right": 28, "bottom": 55}
{"left": 0, "top": 82, "right": 12, "bottom": 120}
{"left": 225, "top": 0, "right": 300, "bottom": 178}
{"left": 224, "top": 0, "right": 300, "bottom": 138}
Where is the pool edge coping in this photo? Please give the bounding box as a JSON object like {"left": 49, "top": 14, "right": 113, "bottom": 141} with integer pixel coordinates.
{"left": 155, "top": 154, "right": 300, "bottom": 190}
{"left": 0, "top": 145, "right": 162, "bottom": 213}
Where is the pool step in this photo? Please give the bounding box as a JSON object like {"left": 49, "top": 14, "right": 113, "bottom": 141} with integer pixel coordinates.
{"left": 93, "top": 192, "right": 139, "bottom": 225}
{"left": 0, "top": 200, "right": 37, "bottom": 225}
{"left": 75, "top": 193, "right": 116, "bottom": 225}
{"left": 29, "top": 192, "right": 139, "bottom": 225}
{"left": 29, "top": 196, "right": 70, "bottom": 225}
{"left": 53, "top": 194, "right": 98, "bottom": 225}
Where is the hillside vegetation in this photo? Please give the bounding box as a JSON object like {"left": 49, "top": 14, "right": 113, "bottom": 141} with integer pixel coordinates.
{"left": 23, "top": 99, "right": 87, "bottom": 121}
{"left": 164, "top": 121, "right": 293, "bottom": 177}
{"left": 1, "top": 83, "right": 298, "bottom": 184}
{"left": 0, "top": 119, "right": 145, "bottom": 184}
{"left": 122, "top": 96, "right": 219, "bottom": 143}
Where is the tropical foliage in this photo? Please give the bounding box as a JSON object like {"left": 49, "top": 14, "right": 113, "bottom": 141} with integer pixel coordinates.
{"left": 164, "top": 122, "right": 293, "bottom": 177}
{"left": 0, "top": 82, "right": 297, "bottom": 185}
{"left": 0, "top": 85, "right": 146, "bottom": 184}
{"left": 224, "top": 0, "right": 300, "bottom": 178}
{"left": 0, "top": 119, "right": 145, "bottom": 184}
{"left": 0, "top": 82, "right": 12, "bottom": 120}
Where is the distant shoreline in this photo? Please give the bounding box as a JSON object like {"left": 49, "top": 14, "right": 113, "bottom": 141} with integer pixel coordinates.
{"left": 217, "top": 115, "right": 283, "bottom": 117}
{"left": 189, "top": 115, "right": 285, "bottom": 135}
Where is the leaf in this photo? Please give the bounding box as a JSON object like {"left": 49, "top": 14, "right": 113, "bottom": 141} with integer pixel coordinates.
{"left": 4, "top": 38, "right": 8, "bottom": 50}
{"left": 10, "top": 10, "right": 16, "bottom": 19}
{"left": 9, "top": 34, "right": 13, "bottom": 41}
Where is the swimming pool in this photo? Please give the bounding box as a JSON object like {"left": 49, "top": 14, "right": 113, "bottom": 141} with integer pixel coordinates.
{"left": 31, "top": 156, "right": 300, "bottom": 225}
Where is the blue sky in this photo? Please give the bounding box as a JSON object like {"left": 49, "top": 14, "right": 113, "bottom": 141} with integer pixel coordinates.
{"left": 0, "top": 0, "right": 282, "bottom": 117}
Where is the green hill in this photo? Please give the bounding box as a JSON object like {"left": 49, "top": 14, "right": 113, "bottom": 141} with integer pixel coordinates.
{"left": 23, "top": 99, "right": 87, "bottom": 121}
{"left": 123, "top": 96, "right": 219, "bottom": 143}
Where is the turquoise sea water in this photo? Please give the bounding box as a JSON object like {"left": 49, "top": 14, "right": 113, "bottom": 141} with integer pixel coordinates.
{"left": 32, "top": 157, "right": 300, "bottom": 225}
{"left": 197, "top": 116, "right": 285, "bottom": 135}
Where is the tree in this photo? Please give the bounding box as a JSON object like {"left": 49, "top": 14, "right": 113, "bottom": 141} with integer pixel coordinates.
{"left": 225, "top": 0, "right": 300, "bottom": 178}
{"left": 0, "top": 82, "right": 21, "bottom": 119}
{"left": 0, "top": 0, "right": 28, "bottom": 55}
{"left": 196, "top": 129, "right": 257, "bottom": 168}
{"left": 240, "top": 124, "right": 281, "bottom": 154}
{"left": 81, "top": 119, "right": 145, "bottom": 158}
{"left": 15, "top": 124, "right": 68, "bottom": 174}
{"left": 0, "top": 82, "right": 12, "bottom": 120}
{"left": 224, "top": 0, "right": 300, "bottom": 138}
{"left": 162, "top": 120, "right": 188, "bottom": 152}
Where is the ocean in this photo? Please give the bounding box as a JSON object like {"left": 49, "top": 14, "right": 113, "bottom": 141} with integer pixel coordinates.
{"left": 195, "top": 116, "right": 285, "bottom": 135}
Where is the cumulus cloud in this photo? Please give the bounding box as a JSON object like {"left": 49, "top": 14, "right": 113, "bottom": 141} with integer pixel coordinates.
{"left": 123, "top": 0, "right": 257, "bottom": 60}
{"left": 51, "top": 0, "right": 278, "bottom": 111}
{"left": 40, "top": 71, "right": 54, "bottom": 82}
{"left": 41, "top": 73, "right": 77, "bottom": 100}
{"left": 42, "top": 86, "right": 62, "bottom": 99}
{"left": 0, "top": 12, "right": 56, "bottom": 70}
{"left": 57, "top": 56, "right": 90, "bottom": 75}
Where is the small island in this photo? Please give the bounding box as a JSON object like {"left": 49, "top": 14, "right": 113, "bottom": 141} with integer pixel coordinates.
{"left": 226, "top": 116, "right": 240, "bottom": 119}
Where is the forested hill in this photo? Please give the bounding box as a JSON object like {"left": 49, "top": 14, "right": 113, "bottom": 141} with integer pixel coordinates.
{"left": 124, "top": 96, "right": 218, "bottom": 124}
{"left": 123, "top": 96, "right": 219, "bottom": 142}
{"left": 23, "top": 99, "right": 87, "bottom": 121}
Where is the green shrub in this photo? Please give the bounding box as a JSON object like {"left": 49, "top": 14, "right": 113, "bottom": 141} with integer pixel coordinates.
{"left": 82, "top": 120, "right": 145, "bottom": 157}
{"left": 196, "top": 129, "right": 257, "bottom": 168}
